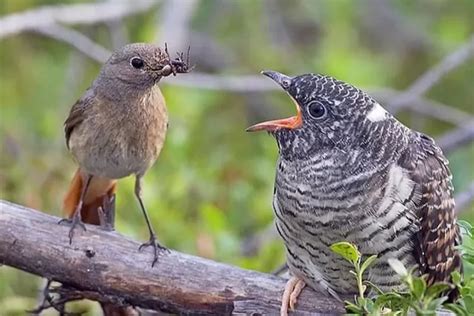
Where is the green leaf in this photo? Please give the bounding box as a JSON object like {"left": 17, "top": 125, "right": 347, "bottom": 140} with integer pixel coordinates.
{"left": 364, "top": 297, "right": 375, "bottom": 312}
{"left": 463, "top": 294, "right": 474, "bottom": 312}
{"left": 460, "top": 287, "right": 472, "bottom": 296}
{"left": 411, "top": 277, "right": 426, "bottom": 300}
{"left": 426, "top": 296, "right": 448, "bottom": 310}
{"left": 424, "top": 282, "right": 451, "bottom": 300}
{"left": 345, "top": 300, "right": 363, "bottom": 313}
{"left": 463, "top": 254, "right": 474, "bottom": 265}
{"left": 360, "top": 255, "right": 378, "bottom": 274}
{"left": 388, "top": 258, "right": 408, "bottom": 277}
{"left": 374, "top": 293, "right": 396, "bottom": 304}
{"left": 330, "top": 241, "right": 361, "bottom": 265}
{"left": 444, "top": 303, "right": 469, "bottom": 316}
{"left": 451, "top": 271, "right": 462, "bottom": 285}
{"left": 374, "top": 292, "right": 405, "bottom": 308}
{"left": 364, "top": 280, "right": 383, "bottom": 295}
{"left": 458, "top": 220, "right": 473, "bottom": 237}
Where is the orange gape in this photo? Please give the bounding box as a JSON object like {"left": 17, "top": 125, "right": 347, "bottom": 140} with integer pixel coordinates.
{"left": 63, "top": 169, "right": 117, "bottom": 225}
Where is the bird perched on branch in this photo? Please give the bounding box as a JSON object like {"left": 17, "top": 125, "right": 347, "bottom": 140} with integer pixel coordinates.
{"left": 247, "top": 71, "right": 462, "bottom": 315}
{"left": 62, "top": 43, "right": 190, "bottom": 267}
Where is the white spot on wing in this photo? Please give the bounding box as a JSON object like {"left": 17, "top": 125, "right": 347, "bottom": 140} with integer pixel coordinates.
{"left": 367, "top": 102, "right": 388, "bottom": 122}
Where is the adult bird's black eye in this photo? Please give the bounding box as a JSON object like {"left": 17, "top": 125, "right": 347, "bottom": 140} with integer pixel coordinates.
{"left": 307, "top": 101, "right": 326, "bottom": 119}
{"left": 130, "top": 57, "right": 144, "bottom": 69}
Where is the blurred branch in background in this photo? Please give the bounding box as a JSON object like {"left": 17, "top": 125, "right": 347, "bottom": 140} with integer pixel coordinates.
{"left": 0, "top": 1, "right": 158, "bottom": 39}
{"left": 33, "top": 24, "right": 110, "bottom": 63}
{"left": 371, "top": 88, "right": 473, "bottom": 127}
{"left": 388, "top": 35, "right": 474, "bottom": 111}
{"left": 155, "top": 0, "right": 198, "bottom": 51}
{"left": 102, "top": 0, "right": 130, "bottom": 50}
{"left": 437, "top": 121, "right": 474, "bottom": 155}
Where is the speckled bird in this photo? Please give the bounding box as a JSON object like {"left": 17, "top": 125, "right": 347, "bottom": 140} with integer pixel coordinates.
{"left": 247, "top": 71, "right": 462, "bottom": 315}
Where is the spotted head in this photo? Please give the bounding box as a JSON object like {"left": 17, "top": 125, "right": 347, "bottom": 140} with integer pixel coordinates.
{"left": 247, "top": 71, "right": 396, "bottom": 159}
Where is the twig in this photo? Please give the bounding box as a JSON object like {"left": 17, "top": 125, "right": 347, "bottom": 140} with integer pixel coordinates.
{"left": 33, "top": 25, "right": 110, "bottom": 63}
{"left": 241, "top": 221, "right": 278, "bottom": 256}
{"left": 437, "top": 121, "right": 474, "bottom": 155}
{"left": 0, "top": 1, "right": 157, "bottom": 39}
{"left": 362, "top": 0, "right": 431, "bottom": 54}
{"left": 388, "top": 35, "right": 474, "bottom": 111}
{"left": 155, "top": 0, "right": 198, "bottom": 51}
{"left": 371, "top": 88, "right": 474, "bottom": 126}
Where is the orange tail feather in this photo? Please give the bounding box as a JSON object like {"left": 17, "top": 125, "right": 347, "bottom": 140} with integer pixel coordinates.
{"left": 63, "top": 169, "right": 117, "bottom": 225}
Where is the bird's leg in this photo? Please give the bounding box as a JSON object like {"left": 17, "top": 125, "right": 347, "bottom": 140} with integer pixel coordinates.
{"left": 272, "top": 263, "right": 289, "bottom": 276}
{"left": 58, "top": 174, "right": 92, "bottom": 244}
{"left": 135, "top": 175, "right": 168, "bottom": 267}
{"left": 28, "top": 280, "right": 75, "bottom": 315}
{"left": 29, "top": 279, "right": 54, "bottom": 314}
{"left": 98, "top": 194, "right": 116, "bottom": 231}
{"left": 280, "top": 276, "right": 306, "bottom": 316}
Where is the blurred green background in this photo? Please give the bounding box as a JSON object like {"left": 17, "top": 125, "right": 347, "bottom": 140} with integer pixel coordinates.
{"left": 0, "top": 0, "right": 473, "bottom": 314}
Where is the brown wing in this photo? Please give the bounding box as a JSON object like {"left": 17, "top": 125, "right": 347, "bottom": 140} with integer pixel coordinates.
{"left": 400, "top": 133, "right": 462, "bottom": 295}
{"left": 64, "top": 88, "right": 95, "bottom": 149}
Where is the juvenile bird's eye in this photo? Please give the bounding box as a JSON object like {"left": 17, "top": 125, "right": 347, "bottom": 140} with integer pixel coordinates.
{"left": 307, "top": 101, "right": 326, "bottom": 119}
{"left": 130, "top": 57, "right": 144, "bottom": 69}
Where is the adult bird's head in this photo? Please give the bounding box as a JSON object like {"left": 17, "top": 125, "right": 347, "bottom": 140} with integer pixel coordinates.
{"left": 96, "top": 43, "right": 190, "bottom": 96}
{"left": 247, "top": 70, "right": 394, "bottom": 159}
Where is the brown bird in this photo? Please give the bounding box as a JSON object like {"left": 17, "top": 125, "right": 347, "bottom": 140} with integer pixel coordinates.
{"left": 247, "top": 71, "right": 462, "bottom": 315}
{"left": 62, "top": 43, "right": 189, "bottom": 267}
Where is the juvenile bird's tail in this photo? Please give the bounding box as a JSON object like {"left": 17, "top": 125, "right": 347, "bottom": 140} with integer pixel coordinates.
{"left": 63, "top": 169, "right": 117, "bottom": 224}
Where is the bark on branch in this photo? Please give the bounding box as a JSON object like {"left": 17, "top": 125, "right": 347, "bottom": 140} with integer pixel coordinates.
{"left": 0, "top": 200, "right": 345, "bottom": 315}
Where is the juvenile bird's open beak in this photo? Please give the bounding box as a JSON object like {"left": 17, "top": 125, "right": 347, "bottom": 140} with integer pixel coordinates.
{"left": 246, "top": 71, "right": 302, "bottom": 132}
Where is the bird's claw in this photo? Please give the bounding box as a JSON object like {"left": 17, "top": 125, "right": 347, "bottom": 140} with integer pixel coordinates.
{"left": 281, "top": 276, "right": 306, "bottom": 316}
{"left": 139, "top": 234, "right": 168, "bottom": 267}
{"left": 58, "top": 214, "right": 86, "bottom": 245}
{"left": 27, "top": 280, "right": 79, "bottom": 315}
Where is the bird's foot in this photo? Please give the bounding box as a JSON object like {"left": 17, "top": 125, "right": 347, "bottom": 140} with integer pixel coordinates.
{"left": 138, "top": 234, "right": 169, "bottom": 267}
{"left": 58, "top": 212, "right": 86, "bottom": 245}
{"left": 28, "top": 280, "right": 79, "bottom": 315}
{"left": 280, "top": 276, "right": 306, "bottom": 316}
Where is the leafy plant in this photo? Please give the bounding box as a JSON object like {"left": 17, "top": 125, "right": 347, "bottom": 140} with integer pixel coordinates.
{"left": 444, "top": 271, "right": 474, "bottom": 316}
{"left": 443, "top": 220, "right": 474, "bottom": 315}
{"left": 330, "top": 242, "right": 378, "bottom": 313}
{"left": 330, "top": 239, "right": 473, "bottom": 315}
{"left": 457, "top": 220, "right": 474, "bottom": 265}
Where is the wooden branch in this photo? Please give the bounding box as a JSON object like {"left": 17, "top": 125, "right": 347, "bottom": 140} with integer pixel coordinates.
{"left": 0, "top": 200, "right": 346, "bottom": 315}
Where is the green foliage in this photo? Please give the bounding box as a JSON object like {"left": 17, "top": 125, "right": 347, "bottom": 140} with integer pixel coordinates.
{"left": 331, "top": 242, "right": 378, "bottom": 313}
{"left": 330, "top": 241, "right": 362, "bottom": 266}
{"left": 443, "top": 222, "right": 474, "bottom": 315}
{"left": 331, "top": 232, "right": 474, "bottom": 315}
{"left": 458, "top": 220, "right": 474, "bottom": 265}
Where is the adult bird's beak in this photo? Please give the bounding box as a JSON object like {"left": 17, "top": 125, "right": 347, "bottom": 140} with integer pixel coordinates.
{"left": 246, "top": 70, "right": 303, "bottom": 132}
